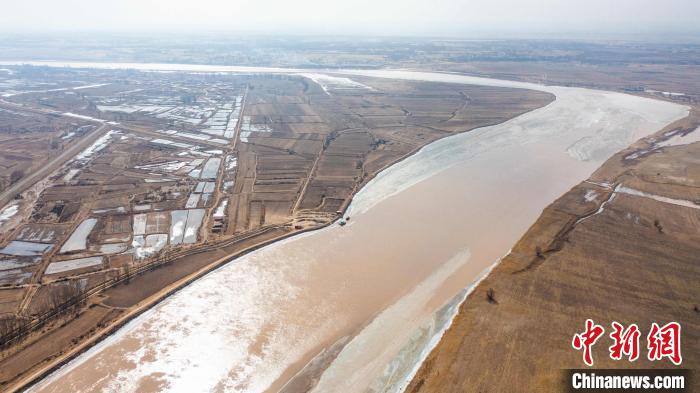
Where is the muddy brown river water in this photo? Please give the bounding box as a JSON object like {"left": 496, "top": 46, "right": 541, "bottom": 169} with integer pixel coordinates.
{"left": 8, "top": 63, "right": 686, "bottom": 393}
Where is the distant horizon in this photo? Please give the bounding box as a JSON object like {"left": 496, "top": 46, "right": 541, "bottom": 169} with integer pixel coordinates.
{"left": 0, "top": 31, "right": 699, "bottom": 45}
{"left": 2, "top": 0, "right": 699, "bottom": 42}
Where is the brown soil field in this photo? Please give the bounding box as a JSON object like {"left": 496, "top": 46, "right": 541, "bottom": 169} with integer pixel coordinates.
{"left": 0, "top": 289, "right": 25, "bottom": 315}
{"left": 407, "top": 110, "right": 700, "bottom": 392}
{"left": 227, "top": 76, "right": 552, "bottom": 234}
{"left": 0, "top": 106, "right": 94, "bottom": 196}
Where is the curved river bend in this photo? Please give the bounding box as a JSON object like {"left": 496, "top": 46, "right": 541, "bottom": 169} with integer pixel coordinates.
{"left": 9, "top": 62, "right": 687, "bottom": 393}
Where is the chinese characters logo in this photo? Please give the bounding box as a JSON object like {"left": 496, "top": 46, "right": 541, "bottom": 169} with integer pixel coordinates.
{"left": 572, "top": 319, "right": 681, "bottom": 366}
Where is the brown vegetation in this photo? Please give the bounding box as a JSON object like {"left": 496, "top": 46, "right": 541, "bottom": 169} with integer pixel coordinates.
{"left": 407, "top": 111, "right": 700, "bottom": 393}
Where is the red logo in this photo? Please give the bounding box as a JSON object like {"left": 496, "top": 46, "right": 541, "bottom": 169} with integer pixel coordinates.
{"left": 647, "top": 322, "right": 682, "bottom": 365}
{"left": 572, "top": 320, "right": 682, "bottom": 366}
{"left": 609, "top": 322, "right": 640, "bottom": 362}
{"left": 572, "top": 319, "right": 605, "bottom": 366}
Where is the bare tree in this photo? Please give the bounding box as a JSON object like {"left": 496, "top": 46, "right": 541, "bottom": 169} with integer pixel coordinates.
{"left": 654, "top": 219, "right": 664, "bottom": 233}
{"left": 0, "top": 316, "right": 18, "bottom": 341}
{"left": 486, "top": 288, "right": 498, "bottom": 304}
{"left": 0, "top": 315, "right": 29, "bottom": 348}
{"left": 46, "top": 281, "right": 87, "bottom": 315}
{"left": 123, "top": 263, "right": 131, "bottom": 284}
{"left": 535, "top": 246, "right": 545, "bottom": 259}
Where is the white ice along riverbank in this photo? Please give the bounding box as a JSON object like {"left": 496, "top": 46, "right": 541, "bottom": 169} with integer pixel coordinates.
{"left": 23, "top": 64, "right": 689, "bottom": 393}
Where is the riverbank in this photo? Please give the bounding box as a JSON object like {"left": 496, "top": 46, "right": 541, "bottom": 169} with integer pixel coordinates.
{"left": 2, "top": 225, "right": 296, "bottom": 392}
{"left": 406, "top": 109, "right": 700, "bottom": 392}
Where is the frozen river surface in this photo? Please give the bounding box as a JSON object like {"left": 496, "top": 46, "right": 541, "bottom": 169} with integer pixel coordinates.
{"left": 12, "top": 62, "right": 687, "bottom": 393}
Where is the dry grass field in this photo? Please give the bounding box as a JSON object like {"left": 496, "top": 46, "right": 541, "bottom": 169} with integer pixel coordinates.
{"left": 407, "top": 110, "right": 700, "bottom": 393}
{"left": 226, "top": 75, "right": 553, "bottom": 234}
{"left": 0, "top": 108, "right": 94, "bottom": 196}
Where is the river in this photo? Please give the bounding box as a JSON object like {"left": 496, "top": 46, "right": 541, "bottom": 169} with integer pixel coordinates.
{"left": 5, "top": 62, "right": 687, "bottom": 393}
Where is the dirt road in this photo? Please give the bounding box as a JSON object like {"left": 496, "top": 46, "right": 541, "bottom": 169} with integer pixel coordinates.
{"left": 0, "top": 121, "right": 109, "bottom": 208}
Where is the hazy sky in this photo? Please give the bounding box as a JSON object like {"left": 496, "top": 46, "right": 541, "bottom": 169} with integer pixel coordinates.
{"left": 2, "top": 0, "right": 699, "bottom": 37}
